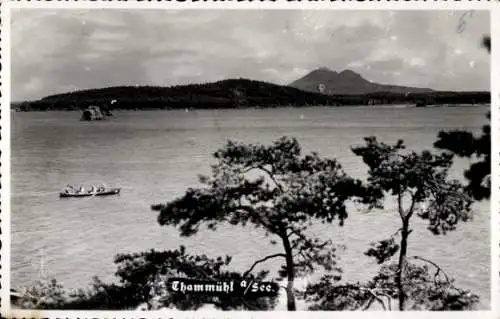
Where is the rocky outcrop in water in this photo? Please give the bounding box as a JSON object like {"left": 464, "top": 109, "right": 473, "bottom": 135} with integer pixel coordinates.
{"left": 81, "top": 106, "right": 105, "bottom": 121}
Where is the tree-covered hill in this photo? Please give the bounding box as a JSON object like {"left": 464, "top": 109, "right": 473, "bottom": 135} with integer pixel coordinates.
{"left": 13, "top": 78, "right": 490, "bottom": 111}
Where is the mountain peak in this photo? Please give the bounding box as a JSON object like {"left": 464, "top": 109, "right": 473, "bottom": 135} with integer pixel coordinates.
{"left": 289, "top": 67, "right": 433, "bottom": 95}
{"left": 339, "top": 69, "right": 359, "bottom": 75}
{"left": 310, "top": 67, "right": 337, "bottom": 75}
{"left": 317, "top": 67, "right": 334, "bottom": 72}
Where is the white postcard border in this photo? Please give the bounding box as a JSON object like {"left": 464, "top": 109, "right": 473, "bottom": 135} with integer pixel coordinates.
{"left": 1, "top": 2, "right": 498, "bottom": 319}
{"left": 490, "top": 6, "right": 499, "bottom": 319}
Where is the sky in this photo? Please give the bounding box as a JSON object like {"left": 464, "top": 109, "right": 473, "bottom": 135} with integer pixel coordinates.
{"left": 11, "top": 9, "right": 490, "bottom": 101}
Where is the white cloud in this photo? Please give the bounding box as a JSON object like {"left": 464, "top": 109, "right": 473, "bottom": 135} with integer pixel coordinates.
{"left": 347, "top": 61, "right": 365, "bottom": 68}
{"left": 409, "top": 57, "right": 425, "bottom": 68}
{"left": 11, "top": 10, "right": 490, "bottom": 101}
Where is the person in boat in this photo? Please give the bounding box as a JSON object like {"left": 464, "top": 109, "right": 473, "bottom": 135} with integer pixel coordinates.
{"left": 90, "top": 185, "right": 97, "bottom": 194}
{"left": 64, "top": 185, "right": 74, "bottom": 194}
{"left": 79, "top": 186, "right": 85, "bottom": 194}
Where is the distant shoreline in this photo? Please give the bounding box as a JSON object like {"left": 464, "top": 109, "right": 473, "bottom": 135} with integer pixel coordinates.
{"left": 11, "top": 103, "right": 490, "bottom": 113}
{"left": 11, "top": 78, "right": 491, "bottom": 112}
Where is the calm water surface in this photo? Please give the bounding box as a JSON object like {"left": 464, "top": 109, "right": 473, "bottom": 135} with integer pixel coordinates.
{"left": 11, "top": 106, "right": 491, "bottom": 309}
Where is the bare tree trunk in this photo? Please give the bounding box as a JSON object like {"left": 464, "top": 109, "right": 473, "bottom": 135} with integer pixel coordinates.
{"left": 281, "top": 234, "right": 297, "bottom": 311}
{"left": 397, "top": 218, "right": 409, "bottom": 311}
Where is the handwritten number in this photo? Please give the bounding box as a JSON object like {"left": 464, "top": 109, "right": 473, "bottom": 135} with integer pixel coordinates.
{"left": 457, "top": 11, "right": 474, "bottom": 34}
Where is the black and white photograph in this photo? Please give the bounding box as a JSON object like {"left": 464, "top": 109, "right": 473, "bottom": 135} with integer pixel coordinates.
{"left": 4, "top": 7, "right": 494, "bottom": 314}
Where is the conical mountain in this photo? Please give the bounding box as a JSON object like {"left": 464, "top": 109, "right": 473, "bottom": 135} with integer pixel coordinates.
{"left": 289, "top": 68, "right": 433, "bottom": 95}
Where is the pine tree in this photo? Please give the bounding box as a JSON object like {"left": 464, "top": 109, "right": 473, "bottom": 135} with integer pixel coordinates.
{"left": 152, "top": 136, "right": 376, "bottom": 310}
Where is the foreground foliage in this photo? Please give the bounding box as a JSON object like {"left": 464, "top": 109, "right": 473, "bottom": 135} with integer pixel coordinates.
{"left": 433, "top": 35, "right": 491, "bottom": 201}
{"left": 152, "top": 137, "right": 377, "bottom": 310}
{"left": 433, "top": 113, "right": 490, "bottom": 201}
{"left": 302, "top": 262, "right": 479, "bottom": 310}
{"left": 351, "top": 137, "right": 473, "bottom": 310}
{"left": 14, "top": 246, "right": 277, "bottom": 310}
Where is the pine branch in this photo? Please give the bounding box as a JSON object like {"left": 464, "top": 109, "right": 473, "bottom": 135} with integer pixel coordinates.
{"left": 241, "top": 165, "right": 284, "bottom": 193}
{"left": 243, "top": 253, "right": 286, "bottom": 277}
{"left": 408, "top": 256, "right": 451, "bottom": 284}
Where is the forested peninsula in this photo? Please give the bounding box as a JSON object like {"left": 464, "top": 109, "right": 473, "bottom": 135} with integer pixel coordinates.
{"left": 12, "top": 78, "right": 490, "bottom": 112}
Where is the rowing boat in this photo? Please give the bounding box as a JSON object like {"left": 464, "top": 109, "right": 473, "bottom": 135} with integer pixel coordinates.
{"left": 59, "top": 188, "right": 121, "bottom": 198}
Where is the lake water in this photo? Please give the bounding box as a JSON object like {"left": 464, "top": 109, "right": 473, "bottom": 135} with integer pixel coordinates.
{"left": 10, "top": 106, "right": 491, "bottom": 310}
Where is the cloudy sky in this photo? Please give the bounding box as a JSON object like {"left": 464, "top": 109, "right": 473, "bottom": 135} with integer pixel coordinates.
{"left": 11, "top": 9, "right": 490, "bottom": 101}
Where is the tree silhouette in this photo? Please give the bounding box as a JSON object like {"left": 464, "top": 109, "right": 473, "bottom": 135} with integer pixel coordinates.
{"left": 433, "top": 35, "right": 491, "bottom": 200}
{"left": 302, "top": 261, "right": 479, "bottom": 310}
{"left": 14, "top": 246, "right": 277, "bottom": 310}
{"left": 152, "top": 136, "right": 377, "bottom": 310}
{"left": 482, "top": 35, "right": 491, "bottom": 53}
{"left": 351, "top": 137, "right": 473, "bottom": 310}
